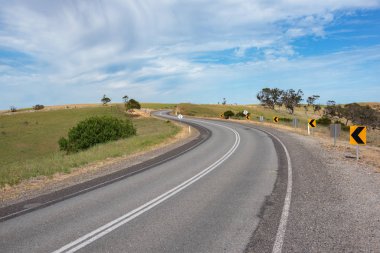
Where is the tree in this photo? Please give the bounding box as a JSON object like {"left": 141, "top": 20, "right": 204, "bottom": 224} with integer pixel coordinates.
{"left": 281, "top": 89, "right": 304, "bottom": 114}
{"left": 306, "top": 95, "right": 321, "bottom": 113}
{"left": 101, "top": 95, "right": 111, "bottom": 105}
{"left": 222, "top": 98, "right": 227, "bottom": 105}
{"left": 344, "top": 104, "right": 379, "bottom": 129}
{"left": 256, "top": 88, "right": 284, "bottom": 110}
{"left": 324, "top": 100, "right": 345, "bottom": 120}
{"left": 122, "top": 95, "right": 129, "bottom": 103}
{"left": 271, "top": 88, "right": 284, "bottom": 108}
{"left": 126, "top": 99, "right": 141, "bottom": 110}
{"left": 313, "top": 104, "right": 322, "bottom": 114}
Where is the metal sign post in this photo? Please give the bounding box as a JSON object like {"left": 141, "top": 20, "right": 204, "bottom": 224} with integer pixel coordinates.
{"left": 330, "top": 123, "right": 341, "bottom": 146}
{"left": 292, "top": 118, "right": 298, "bottom": 128}
{"left": 356, "top": 145, "right": 359, "bottom": 161}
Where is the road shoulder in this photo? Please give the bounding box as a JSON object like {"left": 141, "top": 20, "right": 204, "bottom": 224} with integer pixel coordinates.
{"left": 246, "top": 125, "right": 380, "bottom": 252}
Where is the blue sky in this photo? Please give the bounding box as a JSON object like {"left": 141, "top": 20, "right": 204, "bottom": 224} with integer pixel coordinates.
{"left": 0, "top": 0, "right": 379, "bottom": 109}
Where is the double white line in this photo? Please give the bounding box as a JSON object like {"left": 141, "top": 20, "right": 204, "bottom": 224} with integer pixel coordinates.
{"left": 53, "top": 122, "right": 240, "bottom": 253}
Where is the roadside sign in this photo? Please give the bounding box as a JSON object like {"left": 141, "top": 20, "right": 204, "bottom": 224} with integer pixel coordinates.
{"left": 259, "top": 116, "right": 264, "bottom": 122}
{"left": 220, "top": 113, "right": 224, "bottom": 118}
{"left": 308, "top": 119, "right": 316, "bottom": 128}
{"left": 178, "top": 114, "right": 183, "bottom": 120}
{"left": 246, "top": 114, "right": 250, "bottom": 120}
{"left": 243, "top": 110, "right": 248, "bottom": 116}
{"left": 273, "top": 117, "right": 279, "bottom": 123}
{"left": 330, "top": 124, "right": 341, "bottom": 146}
{"left": 350, "top": 126, "right": 366, "bottom": 145}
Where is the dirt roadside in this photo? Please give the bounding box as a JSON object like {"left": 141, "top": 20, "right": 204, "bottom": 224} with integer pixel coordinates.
{"left": 0, "top": 119, "right": 199, "bottom": 207}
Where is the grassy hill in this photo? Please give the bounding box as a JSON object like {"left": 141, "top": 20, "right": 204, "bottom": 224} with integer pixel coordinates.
{"left": 0, "top": 104, "right": 180, "bottom": 187}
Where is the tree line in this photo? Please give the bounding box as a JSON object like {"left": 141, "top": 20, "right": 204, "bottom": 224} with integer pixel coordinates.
{"left": 256, "top": 87, "right": 379, "bottom": 129}
{"left": 101, "top": 94, "right": 141, "bottom": 110}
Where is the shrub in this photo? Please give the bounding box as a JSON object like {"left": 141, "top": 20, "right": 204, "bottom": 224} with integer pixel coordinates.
{"left": 223, "top": 110, "right": 235, "bottom": 119}
{"left": 126, "top": 99, "right": 141, "bottom": 110}
{"left": 279, "top": 117, "right": 292, "bottom": 122}
{"left": 59, "top": 116, "right": 136, "bottom": 153}
{"left": 10, "top": 106, "right": 17, "bottom": 112}
{"left": 33, "top": 104, "right": 45, "bottom": 110}
{"left": 317, "top": 116, "right": 332, "bottom": 126}
{"left": 235, "top": 111, "right": 246, "bottom": 118}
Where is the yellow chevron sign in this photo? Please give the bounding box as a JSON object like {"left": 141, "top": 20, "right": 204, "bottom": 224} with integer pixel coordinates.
{"left": 350, "top": 126, "right": 366, "bottom": 145}
{"left": 308, "top": 119, "right": 316, "bottom": 128}
{"left": 273, "top": 117, "right": 279, "bottom": 123}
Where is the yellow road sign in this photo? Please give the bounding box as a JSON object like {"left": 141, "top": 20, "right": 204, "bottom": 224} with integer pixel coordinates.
{"left": 220, "top": 113, "right": 224, "bottom": 118}
{"left": 273, "top": 117, "right": 279, "bottom": 123}
{"left": 308, "top": 119, "right": 316, "bottom": 128}
{"left": 350, "top": 126, "right": 366, "bottom": 145}
{"left": 246, "top": 115, "right": 250, "bottom": 120}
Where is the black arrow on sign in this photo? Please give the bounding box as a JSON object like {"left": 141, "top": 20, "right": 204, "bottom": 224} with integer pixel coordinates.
{"left": 351, "top": 127, "right": 365, "bottom": 144}
{"left": 309, "top": 119, "right": 316, "bottom": 127}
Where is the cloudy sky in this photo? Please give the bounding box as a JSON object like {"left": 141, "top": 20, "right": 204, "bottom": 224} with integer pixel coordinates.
{"left": 1, "top": 0, "right": 380, "bottom": 109}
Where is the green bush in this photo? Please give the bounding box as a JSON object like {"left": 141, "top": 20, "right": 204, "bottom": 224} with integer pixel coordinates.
{"left": 235, "top": 111, "right": 246, "bottom": 118}
{"left": 126, "top": 99, "right": 141, "bottom": 110}
{"left": 59, "top": 116, "right": 136, "bottom": 153}
{"left": 33, "top": 104, "right": 45, "bottom": 110}
{"left": 223, "top": 110, "right": 235, "bottom": 119}
{"left": 279, "top": 117, "right": 292, "bottom": 122}
{"left": 317, "top": 116, "right": 332, "bottom": 126}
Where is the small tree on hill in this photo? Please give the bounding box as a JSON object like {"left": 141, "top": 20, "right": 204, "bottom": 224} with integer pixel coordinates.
{"left": 281, "top": 89, "right": 303, "bottom": 114}
{"left": 122, "top": 95, "right": 129, "bottom": 103}
{"left": 256, "top": 88, "right": 284, "bottom": 110}
{"left": 101, "top": 95, "right": 111, "bottom": 105}
{"left": 126, "top": 99, "right": 141, "bottom": 110}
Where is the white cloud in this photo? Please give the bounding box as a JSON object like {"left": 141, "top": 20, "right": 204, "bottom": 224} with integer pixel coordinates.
{"left": 0, "top": 0, "right": 379, "bottom": 108}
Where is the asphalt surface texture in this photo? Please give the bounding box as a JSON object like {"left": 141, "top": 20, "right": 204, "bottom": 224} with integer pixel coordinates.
{"left": 1, "top": 112, "right": 378, "bottom": 252}
{"left": 0, "top": 112, "right": 281, "bottom": 253}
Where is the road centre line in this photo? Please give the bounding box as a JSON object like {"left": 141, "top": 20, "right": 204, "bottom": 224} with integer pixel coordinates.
{"left": 52, "top": 120, "right": 240, "bottom": 253}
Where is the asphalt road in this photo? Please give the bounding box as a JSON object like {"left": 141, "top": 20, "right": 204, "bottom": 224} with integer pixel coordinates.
{"left": 4, "top": 112, "right": 374, "bottom": 252}
{"left": 0, "top": 112, "right": 284, "bottom": 253}
{"left": 0, "top": 114, "right": 284, "bottom": 252}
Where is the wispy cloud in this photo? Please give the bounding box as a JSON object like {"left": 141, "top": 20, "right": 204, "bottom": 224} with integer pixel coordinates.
{"left": 0, "top": 0, "right": 379, "bottom": 108}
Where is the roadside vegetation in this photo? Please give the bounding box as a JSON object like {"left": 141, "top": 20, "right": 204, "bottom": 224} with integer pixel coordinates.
{"left": 0, "top": 104, "right": 180, "bottom": 187}
{"left": 176, "top": 94, "right": 380, "bottom": 147}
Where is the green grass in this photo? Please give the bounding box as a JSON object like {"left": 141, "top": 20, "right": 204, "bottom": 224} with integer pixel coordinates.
{"left": 177, "top": 103, "right": 315, "bottom": 122}
{"left": 141, "top": 103, "right": 177, "bottom": 110}
{"left": 0, "top": 105, "right": 180, "bottom": 187}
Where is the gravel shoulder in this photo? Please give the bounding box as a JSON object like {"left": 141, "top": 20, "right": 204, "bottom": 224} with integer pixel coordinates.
{"left": 0, "top": 122, "right": 199, "bottom": 208}
{"left": 248, "top": 125, "right": 380, "bottom": 252}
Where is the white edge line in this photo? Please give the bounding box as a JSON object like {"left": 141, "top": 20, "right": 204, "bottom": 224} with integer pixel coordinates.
{"left": 259, "top": 129, "right": 292, "bottom": 253}
{"left": 52, "top": 120, "right": 240, "bottom": 253}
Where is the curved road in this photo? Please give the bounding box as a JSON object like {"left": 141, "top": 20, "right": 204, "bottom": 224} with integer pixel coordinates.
{"left": 0, "top": 112, "right": 286, "bottom": 253}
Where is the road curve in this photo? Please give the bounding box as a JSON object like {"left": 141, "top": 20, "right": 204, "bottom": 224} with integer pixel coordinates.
{"left": 0, "top": 113, "right": 283, "bottom": 253}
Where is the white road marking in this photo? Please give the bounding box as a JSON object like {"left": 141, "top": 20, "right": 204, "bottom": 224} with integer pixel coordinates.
{"left": 52, "top": 119, "right": 240, "bottom": 253}
{"left": 259, "top": 129, "right": 292, "bottom": 253}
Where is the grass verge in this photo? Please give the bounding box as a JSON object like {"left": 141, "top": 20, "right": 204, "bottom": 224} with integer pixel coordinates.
{"left": 0, "top": 105, "right": 180, "bottom": 187}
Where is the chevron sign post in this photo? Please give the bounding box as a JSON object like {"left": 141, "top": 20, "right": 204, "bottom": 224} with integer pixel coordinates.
{"left": 350, "top": 126, "right": 366, "bottom": 161}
